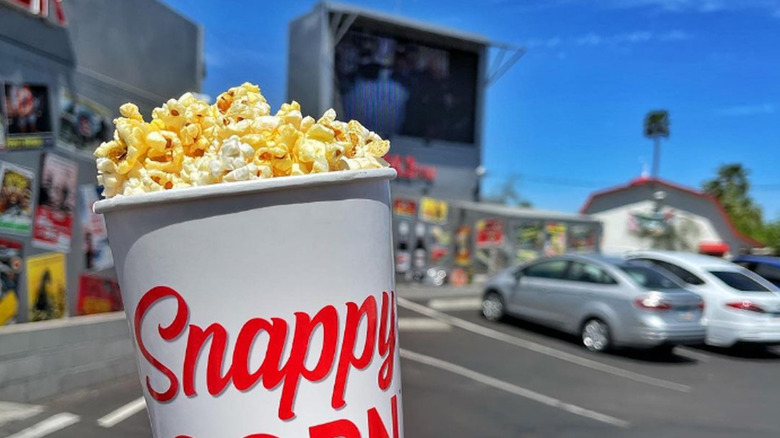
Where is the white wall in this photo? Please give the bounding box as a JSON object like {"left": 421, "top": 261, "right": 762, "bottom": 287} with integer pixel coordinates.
{"left": 594, "top": 200, "right": 723, "bottom": 256}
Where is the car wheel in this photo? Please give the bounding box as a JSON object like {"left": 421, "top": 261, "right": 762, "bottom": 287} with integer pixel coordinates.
{"left": 481, "top": 291, "right": 505, "bottom": 322}
{"left": 581, "top": 319, "right": 611, "bottom": 352}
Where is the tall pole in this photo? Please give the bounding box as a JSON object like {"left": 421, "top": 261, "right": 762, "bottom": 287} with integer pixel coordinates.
{"left": 652, "top": 136, "right": 661, "bottom": 179}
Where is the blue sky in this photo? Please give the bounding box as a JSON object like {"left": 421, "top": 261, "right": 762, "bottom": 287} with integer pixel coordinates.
{"left": 163, "top": 0, "right": 780, "bottom": 218}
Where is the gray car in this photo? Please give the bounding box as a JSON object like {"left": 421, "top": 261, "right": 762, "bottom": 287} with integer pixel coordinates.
{"left": 481, "top": 254, "right": 706, "bottom": 352}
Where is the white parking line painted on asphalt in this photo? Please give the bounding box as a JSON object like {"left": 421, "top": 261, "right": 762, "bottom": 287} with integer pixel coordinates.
{"left": 428, "top": 297, "right": 482, "bottom": 311}
{"left": 399, "top": 317, "right": 452, "bottom": 332}
{"left": 97, "top": 397, "right": 147, "bottom": 428}
{"left": 7, "top": 413, "right": 80, "bottom": 438}
{"left": 398, "top": 297, "right": 691, "bottom": 393}
{"left": 401, "top": 348, "right": 630, "bottom": 428}
{"left": 675, "top": 347, "right": 711, "bottom": 363}
{"left": 0, "top": 402, "right": 44, "bottom": 426}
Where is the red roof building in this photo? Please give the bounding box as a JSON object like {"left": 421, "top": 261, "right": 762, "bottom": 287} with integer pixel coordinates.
{"left": 580, "top": 176, "right": 763, "bottom": 256}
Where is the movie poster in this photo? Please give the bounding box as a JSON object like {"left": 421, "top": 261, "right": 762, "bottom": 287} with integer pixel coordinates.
{"left": 393, "top": 198, "right": 417, "bottom": 217}
{"left": 515, "top": 221, "right": 543, "bottom": 263}
{"left": 2, "top": 83, "right": 54, "bottom": 150}
{"left": 430, "top": 225, "right": 452, "bottom": 264}
{"left": 454, "top": 225, "right": 472, "bottom": 267}
{"left": 26, "top": 252, "right": 66, "bottom": 321}
{"left": 58, "top": 90, "right": 114, "bottom": 152}
{"left": 0, "top": 161, "right": 35, "bottom": 235}
{"left": 475, "top": 218, "right": 504, "bottom": 248}
{"left": 569, "top": 224, "right": 598, "bottom": 252}
{"left": 0, "top": 238, "right": 24, "bottom": 326}
{"left": 79, "top": 185, "right": 113, "bottom": 271}
{"left": 77, "top": 274, "right": 122, "bottom": 315}
{"left": 544, "top": 222, "right": 568, "bottom": 256}
{"left": 419, "top": 197, "right": 448, "bottom": 225}
{"left": 32, "top": 154, "right": 77, "bottom": 252}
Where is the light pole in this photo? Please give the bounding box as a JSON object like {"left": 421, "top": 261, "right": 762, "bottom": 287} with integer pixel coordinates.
{"left": 473, "top": 166, "right": 486, "bottom": 202}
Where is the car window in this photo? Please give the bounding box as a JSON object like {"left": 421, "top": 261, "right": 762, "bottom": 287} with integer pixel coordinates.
{"left": 523, "top": 260, "right": 569, "bottom": 280}
{"left": 753, "top": 263, "right": 780, "bottom": 285}
{"left": 619, "top": 265, "right": 683, "bottom": 290}
{"left": 709, "top": 270, "right": 772, "bottom": 292}
{"left": 634, "top": 258, "right": 705, "bottom": 285}
{"left": 566, "top": 262, "right": 617, "bottom": 285}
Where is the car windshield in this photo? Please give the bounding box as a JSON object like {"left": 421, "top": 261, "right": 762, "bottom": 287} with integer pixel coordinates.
{"left": 620, "top": 265, "right": 683, "bottom": 290}
{"left": 708, "top": 271, "right": 772, "bottom": 292}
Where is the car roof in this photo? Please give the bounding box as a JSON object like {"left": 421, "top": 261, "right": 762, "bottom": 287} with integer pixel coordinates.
{"left": 627, "top": 250, "right": 738, "bottom": 269}
{"left": 555, "top": 253, "right": 626, "bottom": 266}
{"left": 732, "top": 255, "right": 780, "bottom": 267}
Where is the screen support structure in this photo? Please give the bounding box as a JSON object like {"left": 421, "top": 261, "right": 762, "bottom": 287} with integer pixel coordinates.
{"left": 485, "top": 43, "right": 526, "bottom": 87}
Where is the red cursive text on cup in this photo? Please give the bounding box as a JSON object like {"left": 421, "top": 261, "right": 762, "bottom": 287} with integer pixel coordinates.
{"left": 134, "top": 287, "right": 397, "bottom": 421}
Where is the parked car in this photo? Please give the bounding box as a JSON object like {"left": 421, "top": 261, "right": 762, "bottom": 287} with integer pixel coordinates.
{"left": 626, "top": 251, "right": 780, "bottom": 347}
{"left": 732, "top": 255, "right": 780, "bottom": 288}
{"left": 481, "top": 254, "right": 706, "bottom": 353}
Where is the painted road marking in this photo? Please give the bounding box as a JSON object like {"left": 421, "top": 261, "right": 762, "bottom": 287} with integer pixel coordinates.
{"left": 0, "top": 402, "right": 44, "bottom": 427}
{"left": 398, "top": 317, "right": 452, "bottom": 332}
{"left": 401, "top": 348, "right": 630, "bottom": 428}
{"left": 398, "top": 297, "right": 691, "bottom": 393}
{"left": 7, "top": 413, "right": 80, "bottom": 438}
{"left": 97, "top": 397, "right": 147, "bottom": 428}
{"left": 428, "top": 297, "right": 482, "bottom": 312}
{"left": 675, "top": 347, "right": 711, "bottom": 363}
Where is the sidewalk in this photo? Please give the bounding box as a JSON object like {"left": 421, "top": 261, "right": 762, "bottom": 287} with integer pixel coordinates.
{"left": 395, "top": 282, "right": 484, "bottom": 300}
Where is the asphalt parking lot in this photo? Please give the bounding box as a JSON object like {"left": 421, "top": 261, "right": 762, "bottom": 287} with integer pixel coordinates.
{"left": 3, "top": 285, "right": 780, "bottom": 437}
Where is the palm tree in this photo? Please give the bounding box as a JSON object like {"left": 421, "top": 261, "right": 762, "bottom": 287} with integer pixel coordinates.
{"left": 703, "top": 164, "right": 763, "bottom": 238}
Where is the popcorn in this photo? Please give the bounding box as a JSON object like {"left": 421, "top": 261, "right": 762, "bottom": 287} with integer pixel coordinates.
{"left": 94, "top": 83, "right": 391, "bottom": 198}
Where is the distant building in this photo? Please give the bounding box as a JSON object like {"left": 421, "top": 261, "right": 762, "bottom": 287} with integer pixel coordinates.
{"left": 580, "top": 176, "right": 763, "bottom": 257}
{"left": 288, "top": 2, "right": 490, "bottom": 201}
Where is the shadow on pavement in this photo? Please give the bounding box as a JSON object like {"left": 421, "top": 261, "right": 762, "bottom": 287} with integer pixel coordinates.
{"left": 498, "top": 314, "right": 698, "bottom": 365}
{"left": 687, "top": 344, "right": 780, "bottom": 360}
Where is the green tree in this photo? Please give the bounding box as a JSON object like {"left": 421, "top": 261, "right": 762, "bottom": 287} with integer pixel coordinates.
{"left": 702, "top": 163, "right": 764, "bottom": 244}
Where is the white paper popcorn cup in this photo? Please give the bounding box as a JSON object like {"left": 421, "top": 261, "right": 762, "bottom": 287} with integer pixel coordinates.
{"left": 95, "top": 169, "right": 403, "bottom": 438}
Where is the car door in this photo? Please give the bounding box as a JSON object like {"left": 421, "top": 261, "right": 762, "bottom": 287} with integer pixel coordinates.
{"left": 550, "top": 261, "right": 619, "bottom": 331}
{"left": 511, "top": 259, "right": 570, "bottom": 324}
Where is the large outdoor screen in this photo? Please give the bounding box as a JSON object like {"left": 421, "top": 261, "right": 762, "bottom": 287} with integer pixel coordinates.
{"left": 334, "top": 27, "right": 479, "bottom": 145}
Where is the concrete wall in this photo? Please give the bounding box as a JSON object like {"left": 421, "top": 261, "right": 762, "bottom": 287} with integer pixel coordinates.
{"left": 0, "top": 312, "right": 135, "bottom": 402}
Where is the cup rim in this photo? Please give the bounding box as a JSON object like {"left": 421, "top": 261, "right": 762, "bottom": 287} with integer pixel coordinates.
{"left": 94, "top": 168, "right": 397, "bottom": 214}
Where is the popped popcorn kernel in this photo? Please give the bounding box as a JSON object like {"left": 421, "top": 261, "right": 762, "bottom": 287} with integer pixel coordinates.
{"left": 94, "top": 83, "right": 391, "bottom": 198}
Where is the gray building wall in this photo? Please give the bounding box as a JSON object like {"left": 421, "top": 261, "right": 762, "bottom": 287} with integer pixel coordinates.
{"left": 0, "top": 0, "right": 202, "bottom": 323}
{"left": 288, "top": 3, "right": 486, "bottom": 202}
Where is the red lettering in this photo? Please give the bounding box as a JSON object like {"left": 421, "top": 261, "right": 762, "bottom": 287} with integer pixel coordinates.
{"left": 332, "top": 296, "right": 378, "bottom": 410}
{"left": 376, "top": 292, "right": 396, "bottom": 390}
{"left": 183, "top": 323, "right": 232, "bottom": 397}
{"left": 9, "top": 0, "right": 67, "bottom": 26}
{"left": 134, "top": 286, "right": 188, "bottom": 402}
{"left": 278, "top": 305, "right": 339, "bottom": 420}
{"left": 367, "top": 395, "right": 400, "bottom": 438}
{"left": 135, "top": 287, "right": 399, "bottom": 422}
{"left": 309, "top": 419, "right": 361, "bottom": 438}
{"left": 232, "top": 318, "right": 289, "bottom": 414}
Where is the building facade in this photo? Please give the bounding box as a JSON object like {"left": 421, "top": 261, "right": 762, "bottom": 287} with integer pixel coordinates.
{"left": 288, "top": 2, "right": 488, "bottom": 202}
{"left": 0, "top": 0, "right": 202, "bottom": 324}
{"left": 580, "top": 177, "right": 762, "bottom": 257}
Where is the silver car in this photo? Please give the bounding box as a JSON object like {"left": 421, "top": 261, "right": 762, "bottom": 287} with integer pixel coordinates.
{"left": 481, "top": 254, "right": 706, "bottom": 352}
